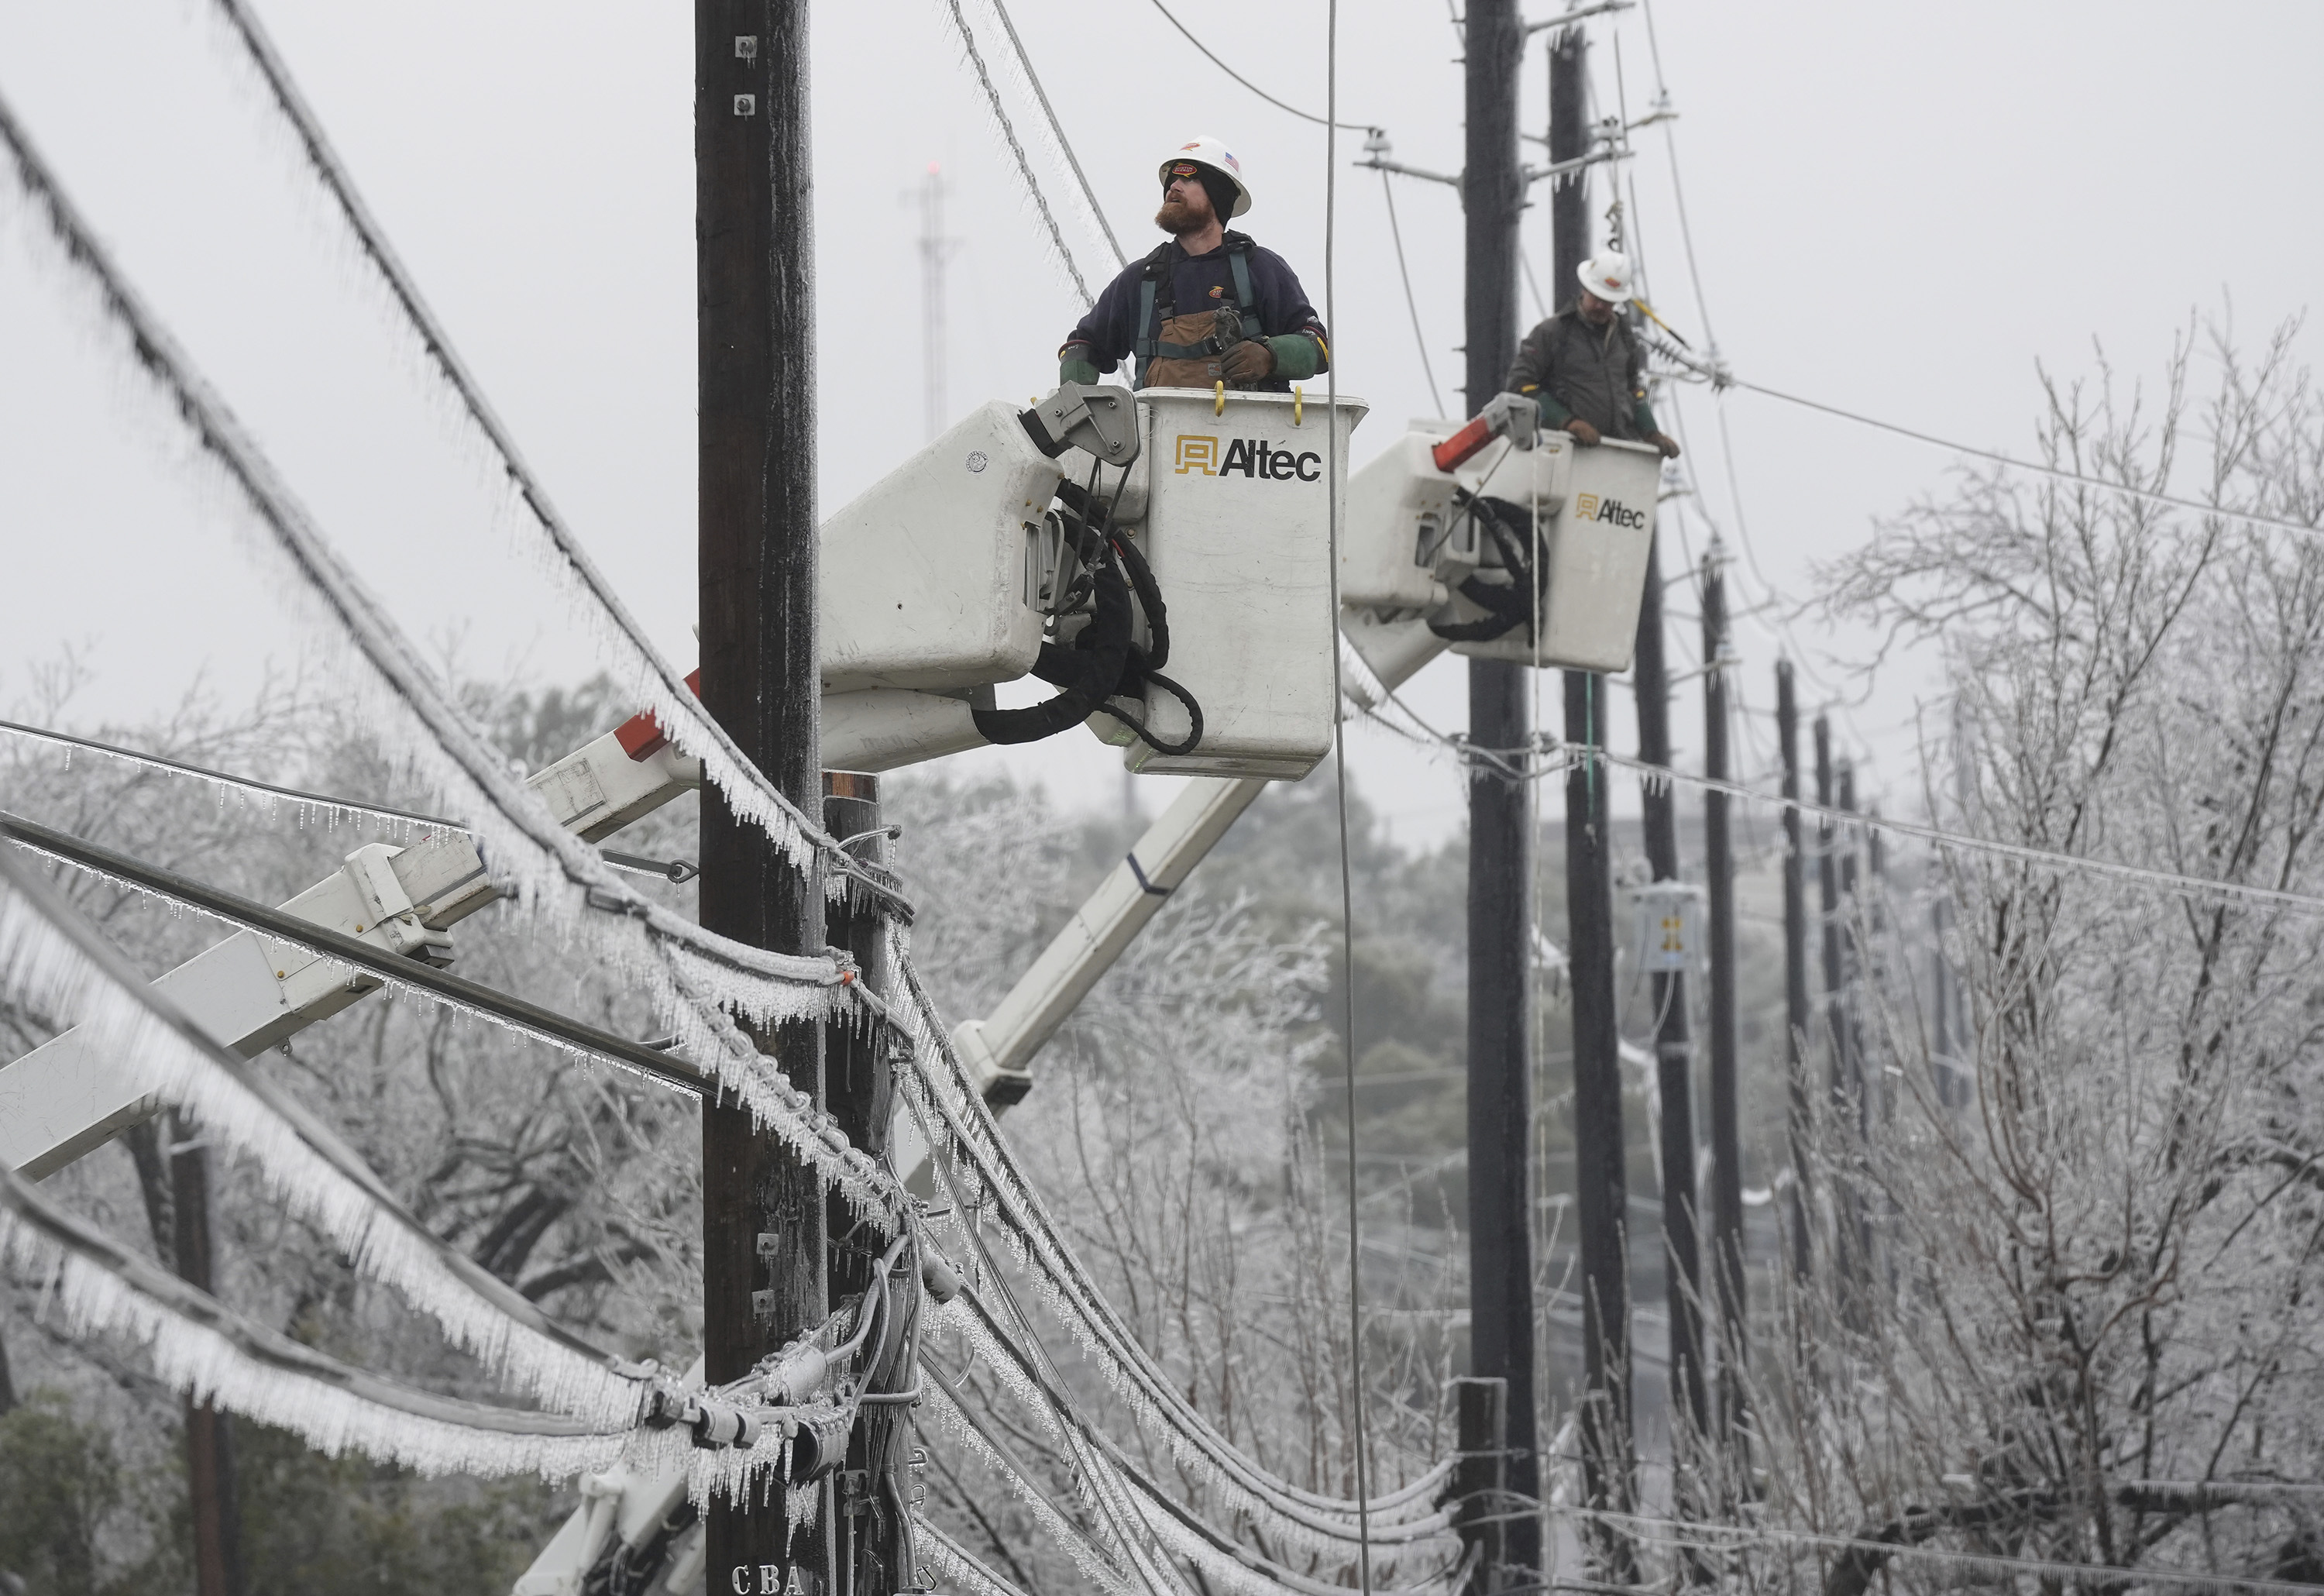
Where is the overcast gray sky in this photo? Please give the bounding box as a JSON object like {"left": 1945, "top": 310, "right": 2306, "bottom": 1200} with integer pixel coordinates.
{"left": 3, "top": 1, "right": 2318, "bottom": 850}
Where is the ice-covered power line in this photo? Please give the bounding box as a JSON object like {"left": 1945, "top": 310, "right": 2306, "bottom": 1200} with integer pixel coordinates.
{"left": 0, "top": 842, "right": 666, "bottom": 1423}
{"left": 1342, "top": 688, "right": 2324, "bottom": 921}
{"left": 0, "top": 808, "right": 719, "bottom": 1102}
{"left": 0, "top": 1161, "right": 644, "bottom": 1477}
{"left": 0, "top": 717, "right": 456, "bottom": 832}
{"left": 941, "top": 0, "right": 1096, "bottom": 305}
{"left": 889, "top": 950, "right": 1455, "bottom": 1548}
{"left": 0, "top": 83, "right": 894, "bottom": 1092}
{"left": 202, "top": 0, "right": 847, "bottom": 878}
{"left": 984, "top": 0, "right": 1126, "bottom": 268}
{"left": 1731, "top": 375, "right": 2324, "bottom": 539}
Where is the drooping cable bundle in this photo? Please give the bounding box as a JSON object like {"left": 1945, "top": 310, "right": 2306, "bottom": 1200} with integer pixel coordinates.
{"left": 885, "top": 923, "right": 1456, "bottom": 1567}
{"left": 0, "top": 93, "right": 916, "bottom": 1231}
{"left": 0, "top": 843, "right": 660, "bottom": 1423}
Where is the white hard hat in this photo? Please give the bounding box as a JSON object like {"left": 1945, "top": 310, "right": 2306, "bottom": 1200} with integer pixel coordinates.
{"left": 1160, "top": 135, "right": 1253, "bottom": 218}
{"left": 1576, "top": 252, "right": 1635, "bottom": 306}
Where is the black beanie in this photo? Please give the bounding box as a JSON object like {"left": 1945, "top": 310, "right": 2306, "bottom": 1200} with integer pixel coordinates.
{"left": 1201, "top": 167, "right": 1241, "bottom": 224}
{"left": 1170, "top": 163, "right": 1242, "bottom": 225}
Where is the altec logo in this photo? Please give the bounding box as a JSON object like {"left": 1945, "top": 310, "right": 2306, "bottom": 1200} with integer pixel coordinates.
{"left": 1573, "top": 492, "right": 1648, "bottom": 529}
{"left": 1174, "top": 434, "right": 1322, "bottom": 482}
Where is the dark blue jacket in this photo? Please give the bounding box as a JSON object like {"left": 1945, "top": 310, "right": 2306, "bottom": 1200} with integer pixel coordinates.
{"left": 1061, "top": 232, "right": 1328, "bottom": 390}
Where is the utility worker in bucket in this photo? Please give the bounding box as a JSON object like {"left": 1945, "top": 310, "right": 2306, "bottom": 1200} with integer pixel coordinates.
{"left": 1057, "top": 136, "right": 1329, "bottom": 393}
{"left": 1506, "top": 252, "right": 1681, "bottom": 459}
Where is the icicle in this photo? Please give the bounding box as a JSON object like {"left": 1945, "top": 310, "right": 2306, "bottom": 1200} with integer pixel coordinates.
{"left": 0, "top": 865, "right": 659, "bottom": 1425}
{"left": 0, "top": 1173, "right": 651, "bottom": 1480}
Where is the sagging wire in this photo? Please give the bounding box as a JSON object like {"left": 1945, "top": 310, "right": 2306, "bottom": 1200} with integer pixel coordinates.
{"left": 889, "top": 951, "right": 1454, "bottom": 1543}
{"left": 0, "top": 717, "right": 456, "bottom": 831}
{"left": 0, "top": 839, "right": 669, "bottom": 1423}
{"left": 0, "top": 88, "right": 909, "bottom": 1092}
{"left": 897, "top": 1100, "right": 1186, "bottom": 1596}
{"left": 1379, "top": 169, "right": 1447, "bottom": 418}
{"left": 1322, "top": 5, "right": 1378, "bottom": 1589}
{"left": 1342, "top": 686, "right": 2324, "bottom": 920}
{"left": 1607, "top": 740, "right": 2324, "bottom": 920}
{"left": 1731, "top": 374, "right": 2324, "bottom": 542}
{"left": 1146, "top": 0, "right": 1377, "bottom": 132}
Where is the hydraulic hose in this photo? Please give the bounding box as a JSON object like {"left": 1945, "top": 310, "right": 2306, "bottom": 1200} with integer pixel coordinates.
{"left": 971, "top": 527, "right": 1133, "bottom": 745}
{"left": 1428, "top": 494, "right": 1544, "bottom": 644}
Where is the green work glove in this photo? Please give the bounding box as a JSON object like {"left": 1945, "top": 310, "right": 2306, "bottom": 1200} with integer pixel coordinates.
{"left": 1264, "top": 332, "right": 1324, "bottom": 381}
{"left": 1060, "top": 351, "right": 1101, "bottom": 387}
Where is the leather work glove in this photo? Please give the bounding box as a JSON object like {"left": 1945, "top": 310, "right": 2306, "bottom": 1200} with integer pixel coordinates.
{"left": 1564, "top": 418, "right": 1603, "bottom": 446}
{"left": 1221, "top": 339, "right": 1276, "bottom": 383}
{"left": 1648, "top": 431, "right": 1682, "bottom": 459}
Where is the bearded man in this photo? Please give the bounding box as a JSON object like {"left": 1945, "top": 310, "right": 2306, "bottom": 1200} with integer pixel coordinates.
{"left": 1057, "top": 136, "right": 1327, "bottom": 393}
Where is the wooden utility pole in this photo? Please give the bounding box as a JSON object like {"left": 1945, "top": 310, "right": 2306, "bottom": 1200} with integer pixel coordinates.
{"left": 1462, "top": 0, "right": 1540, "bottom": 1586}
{"left": 1838, "top": 763, "right": 1872, "bottom": 1295}
{"left": 1631, "top": 536, "right": 1705, "bottom": 1442}
{"left": 1776, "top": 662, "right": 1811, "bottom": 1280}
{"left": 1699, "top": 551, "right": 1745, "bottom": 1445}
{"left": 171, "top": 1113, "right": 245, "bottom": 1596}
{"left": 1452, "top": 1378, "right": 1511, "bottom": 1595}
{"left": 825, "top": 774, "right": 908, "bottom": 1596}
{"left": 1549, "top": 18, "right": 1635, "bottom": 1571}
{"left": 1812, "top": 720, "right": 1862, "bottom": 1304}
{"left": 699, "top": 5, "right": 827, "bottom": 1592}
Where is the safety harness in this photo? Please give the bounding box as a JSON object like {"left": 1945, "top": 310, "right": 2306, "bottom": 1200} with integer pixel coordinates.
{"left": 1131, "top": 234, "right": 1261, "bottom": 387}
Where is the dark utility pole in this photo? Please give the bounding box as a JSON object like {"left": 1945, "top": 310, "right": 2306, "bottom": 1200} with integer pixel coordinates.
{"left": 825, "top": 774, "right": 909, "bottom": 1596}
{"left": 1700, "top": 550, "right": 1745, "bottom": 1450}
{"left": 699, "top": 5, "right": 827, "bottom": 1593}
{"left": 1462, "top": 1, "right": 1539, "bottom": 1587}
{"left": 1631, "top": 537, "right": 1704, "bottom": 1443}
{"left": 1549, "top": 19, "right": 1635, "bottom": 1571}
{"left": 1451, "top": 1378, "right": 1510, "bottom": 1596}
{"left": 1776, "top": 662, "right": 1811, "bottom": 1280}
{"left": 1813, "top": 718, "right": 1861, "bottom": 1305}
{"left": 1838, "top": 762, "right": 1872, "bottom": 1297}
{"left": 172, "top": 1114, "right": 245, "bottom": 1596}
